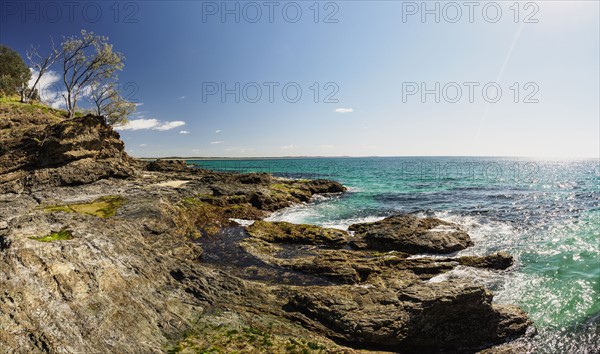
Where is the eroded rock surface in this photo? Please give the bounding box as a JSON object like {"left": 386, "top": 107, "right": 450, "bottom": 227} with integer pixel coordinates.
{"left": 247, "top": 220, "right": 348, "bottom": 246}
{"left": 286, "top": 282, "right": 530, "bottom": 352}
{"left": 349, "top": 214, "right": 474, "bottom": 254}
{"left": 0, "top": 114, "right": 135, "bottom": 193}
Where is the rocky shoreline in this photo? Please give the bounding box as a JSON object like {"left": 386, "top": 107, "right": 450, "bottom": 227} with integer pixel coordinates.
{"left": 0, "top": 108, "right": 534, "bottom": 353}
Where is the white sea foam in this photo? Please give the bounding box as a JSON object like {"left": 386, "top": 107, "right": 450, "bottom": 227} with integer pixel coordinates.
{"left": 265, "top": 204, "right": 315, "bottom": 224}
{"left": 428, "top": 266, "right": 505, "bottom": 290}
{"left": 320, "top": 216, "right": 386, "bottom": 231}
{"left": 423, "top": 211, "right": 522, "bottom": 257}
{"left": 229, "top": 218, "right": 255, "bottom": 227}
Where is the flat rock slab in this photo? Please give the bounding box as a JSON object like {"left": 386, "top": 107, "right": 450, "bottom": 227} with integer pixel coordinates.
{"left": 349, "top": 214, "right": 473, "bottom": 254}
{"left": 246, "top": 220, "right": 348, "bottom": 246}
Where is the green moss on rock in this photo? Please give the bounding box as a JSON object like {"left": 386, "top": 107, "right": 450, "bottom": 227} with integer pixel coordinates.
{"left": 166, "top": 324, "right": 329, "bottom": 354}
{"left": 31, "top": 229, "right": 73, "bottom": 242}
{"left": 43, "top": 196, "right": 126, "bottom": 218}
{"left": 246, "top": 220, "right": 348, "bottom": 246}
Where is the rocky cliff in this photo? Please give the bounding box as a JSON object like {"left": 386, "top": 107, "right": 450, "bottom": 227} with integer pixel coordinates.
{"left": 0, "top": 102, "right": 533, "bottom": 353}
{"left": 0, "top": 110, "right": 135, "bottom": 193}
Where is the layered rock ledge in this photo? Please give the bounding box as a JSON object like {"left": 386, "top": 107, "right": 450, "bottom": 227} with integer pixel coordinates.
{"left": 0, "top": 107, "right": 532, "bottom": 353}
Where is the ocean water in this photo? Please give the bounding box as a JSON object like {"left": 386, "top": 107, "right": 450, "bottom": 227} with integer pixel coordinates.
{"left": 189, "top": 157, "right": 600, "bottom": 353}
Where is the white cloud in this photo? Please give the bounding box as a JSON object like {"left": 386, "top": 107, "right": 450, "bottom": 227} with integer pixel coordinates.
{"left": 50, "top": 99, "right": 65, "bottom": 109}
{"left": 139, "top": 144, "right": 147, "bottom": 147}
{"left": 334, "top": 108, "right": 354, "bottom": 113}
{"left": 281, "top": 145, "right": 295, "bottom": 150}
{"left": 177, "top": 96, "right": 186, "bottom": 100}
{"left": 28, "top": 69, "right": 65, "bottom": 108}
{"left": 179, "top": 130, "right": 191, "bottom": 134}
{"left": 135, "top": 102, "right": 144, "bottom": 107}
{"left": 28, "top": 68, "right": 60, "bottom": 92}
{"left": 153, "top": 121, "right": 186, "bottom": 131}
{"left": 114, "top": 119, "right": 186, "bottom": 131}
{"left": 210, "top": 141, "right": 224, "bottom": 145}
{"left": 115, "top": 119, "right": 158, "bottom": 130}
{"left": 215, "top": 130, "right": 222, "bottom": 134}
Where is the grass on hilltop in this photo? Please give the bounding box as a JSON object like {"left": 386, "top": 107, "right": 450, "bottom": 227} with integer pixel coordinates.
{"left": 0, "top": 95, "right": 88, "bottom": 122}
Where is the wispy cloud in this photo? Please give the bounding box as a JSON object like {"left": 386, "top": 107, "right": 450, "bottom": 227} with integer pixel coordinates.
{"left": 114, "top": 119, "right": 186, "bottom": 131}
{"left": 179, "top": 130, "right": 191, "bottom": 134}
{"left": 153, "top": 121, "right": 186, "bottom": 131}
{"left": 130, "top": 111, "right": 148, "bottom": 119}
{"left": 334, "top": 108, "right": 354, "bottom": 113}
{"left": 177, "top": 96, "right": 186, "bottom": 100}
{"left": 135, "top": 102, "right": 144, "bottom": 107}
{"left": 139, "top": 144, "right": 147, "bottom": 147}
{"left": 210, "top": 141, "right": 224, "bottom": 144}
{"left": 225, "top": 147, "right": 255, "bottom": 153}
{"left": 215, "top": 130, "right": 222, "bottom": 134}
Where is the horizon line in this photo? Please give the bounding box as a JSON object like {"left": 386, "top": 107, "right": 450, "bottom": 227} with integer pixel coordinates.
{"left": 135, "top": 155, "right": 600, "bottom": 161}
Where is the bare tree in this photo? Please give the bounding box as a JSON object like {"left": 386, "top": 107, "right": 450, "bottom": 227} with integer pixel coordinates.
{"left": 26, "top": 39, "right": 62, "bottom": 102}
{"left": 89, "top": 81, "right": 117, "bottom": 116}
{"left": 61, "top": 30, "right": 124, "bottom": 118}
{"left": 88, "top": 81, "right": 135, "bottom": 125}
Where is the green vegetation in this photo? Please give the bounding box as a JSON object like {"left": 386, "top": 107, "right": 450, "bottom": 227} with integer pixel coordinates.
{"left": 31, "top": 229, "right": 73, "bottom": 242}
{"left": 43, "top": 196, "right": 126, "bottom": 218}
{"left": 0, "top": 96, "right": 68, "bottom": 117}
{"left": 166, "top": 324, "right": 328, "bottom": 354}
{"left": 0, "top": 45, "right": 30, "bottom": 99}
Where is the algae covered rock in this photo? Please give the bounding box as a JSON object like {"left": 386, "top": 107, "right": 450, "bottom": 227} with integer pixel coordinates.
{"left": 349, "top": 214, "right": 473, "bottom": 254}
{"left": 246, "top": 220, "right": 348, "bottom": 246}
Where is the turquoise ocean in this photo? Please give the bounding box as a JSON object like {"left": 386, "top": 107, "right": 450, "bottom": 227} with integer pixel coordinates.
{"left": 189, "top": 157, "right": 600, "bottom": 353}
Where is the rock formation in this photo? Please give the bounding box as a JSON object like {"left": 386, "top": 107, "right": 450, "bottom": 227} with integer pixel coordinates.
{"left": 0, "top": 103, "right": 532, "bottom": 353}
{"left": 349, "top": 214, "right": 474, "bottom": 254}
{"left": 0, "top": 114, "right": 135, "bottom": 193}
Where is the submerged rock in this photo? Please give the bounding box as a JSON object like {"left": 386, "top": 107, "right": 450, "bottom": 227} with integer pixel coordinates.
{"left": 349, "top": 214, "right": 473, "bottom": 254}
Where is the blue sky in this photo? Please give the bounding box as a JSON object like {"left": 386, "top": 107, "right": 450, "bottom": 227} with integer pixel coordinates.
{"left": 1, "top": 1, "right": 598, "bottom": 158}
